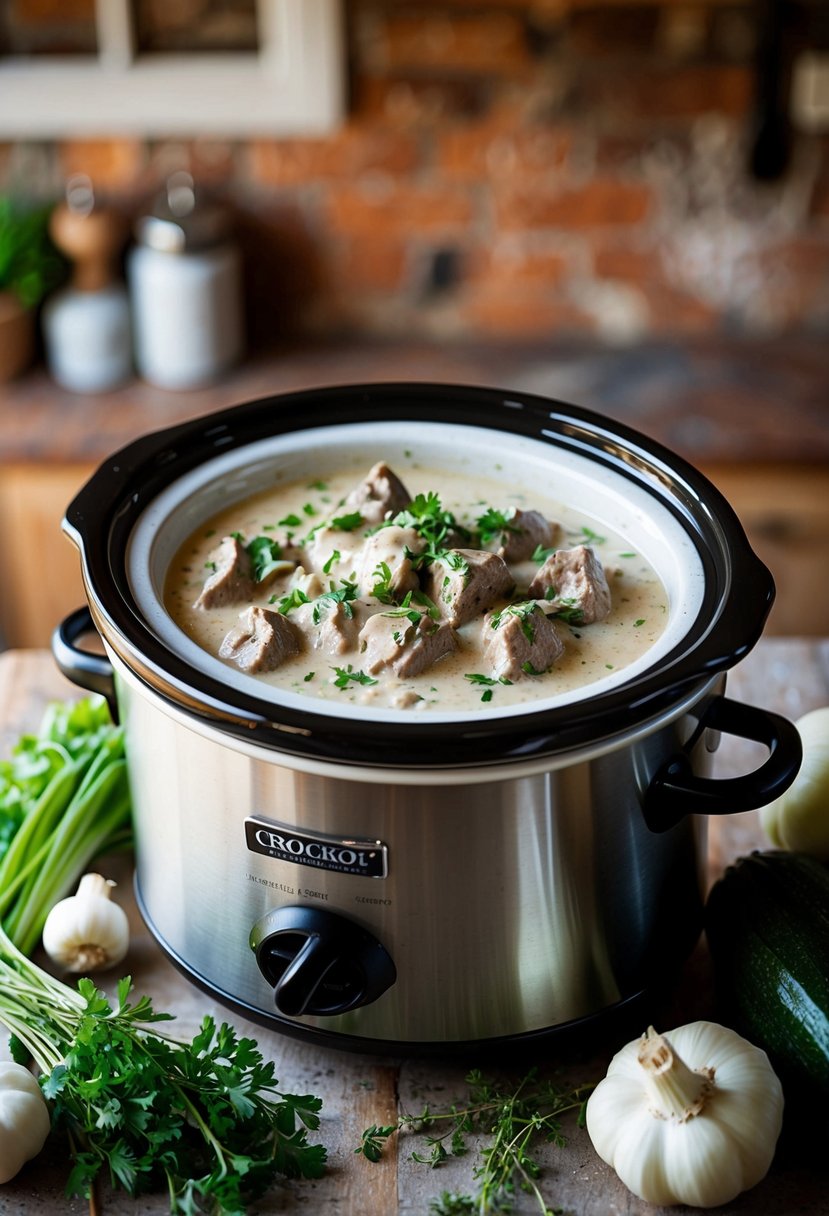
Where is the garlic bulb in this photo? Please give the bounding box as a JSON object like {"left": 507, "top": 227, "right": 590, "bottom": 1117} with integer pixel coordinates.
{"left": 761, "top": 705, "right": 829, "bottom": 860}
{"left": 0, "top": 1061, "right": 51, "bottom": 1182}
{"left": 41, "top": 872, "right": 129, "bottom": 972}
{"left": 586, "top": 1021, "right": 784, "bottom": 1208}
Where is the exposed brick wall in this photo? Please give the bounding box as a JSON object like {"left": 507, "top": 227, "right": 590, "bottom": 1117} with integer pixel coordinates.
{"left": 2, "top": 0, "right": 829, "bottom": 344}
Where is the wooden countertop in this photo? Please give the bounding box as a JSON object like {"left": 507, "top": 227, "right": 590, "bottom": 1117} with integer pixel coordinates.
{"left": 1, "top": 334, "right": 828, "bottom": 468}
{"left": 1, "top": 639, "right": 828, "bottom": 1215}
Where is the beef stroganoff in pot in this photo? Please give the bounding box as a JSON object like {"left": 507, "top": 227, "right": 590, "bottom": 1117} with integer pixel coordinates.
{"left": 165, "top": 455, "right": 668, "bottom": 713}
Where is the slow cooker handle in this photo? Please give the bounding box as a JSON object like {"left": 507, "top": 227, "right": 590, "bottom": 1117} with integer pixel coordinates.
{"left": 52, "top": 606, "right": 118, "bottom": 722}
{"left": 643, "top": 696, "right": 802, "bottom": 833}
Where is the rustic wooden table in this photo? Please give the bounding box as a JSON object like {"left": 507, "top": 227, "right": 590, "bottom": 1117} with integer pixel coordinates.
{"left": 1, "top": 640, "right": 828, "bottom": 1216}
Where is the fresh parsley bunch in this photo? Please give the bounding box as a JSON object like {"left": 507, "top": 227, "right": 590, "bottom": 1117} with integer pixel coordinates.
{"left": 0, "top": 939, "right": 326, "bottom": 1213}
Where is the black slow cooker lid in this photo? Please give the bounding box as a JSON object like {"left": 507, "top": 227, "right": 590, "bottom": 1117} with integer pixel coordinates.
{"left": 63, "top": 382, "right": 773, "bottom": 770}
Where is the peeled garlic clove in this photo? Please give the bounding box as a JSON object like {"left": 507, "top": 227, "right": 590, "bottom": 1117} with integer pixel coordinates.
{"left": 41, "top": 872, "right": 129, "bottom": 972}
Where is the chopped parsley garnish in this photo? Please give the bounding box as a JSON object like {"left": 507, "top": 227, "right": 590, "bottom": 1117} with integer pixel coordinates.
{"left": 476, "top": 506, "right": 518, "bottom": 546}
{"left": 575, "top": 526, "right": 606, "bottom": 547}
{"left": 521, "top": 660, "right": 546, "bottom": 676}
{"left": 412, "top": 589, "right": 440, "bottom": 619}
{"left": 440, "top": 550, "right": 470, "bottom": 573}
{"left": 246, "top": 535, "right": 286, "bottom": 582}
{"left": 303, "top": 502, "right": 317, "bottom": 517}
{"left": 634, "top": 618, "right": 646, "bottom": 627}
{"left": 329, "top": 511, "right": 364, "bottom": 532}
{"left": 278, "top": 513, "right": 302, "bottom": 528}
{"left": 322, "top": 549, "right": 341, "bottom": 574}
{"left": 303, "top": 671, "right": 316, "bottom": 682}
{"left": 312, "top": 579, "right": 358, "bottom": 625}
{"left": 371, "top": 561, "right": 396, "bottom": 603}
{"left": 386, "top": 491, "right": 470, "bottom": 549}
{"left": 308, "top": 480, "right": 328, "bottom": 491}
{"left": 204, "top": 560, "right": 217, "bottom": 572}
{"left": 619, "top": 551, "right": 637, "bottom": 558}
{"left": 489, "top": 601, "right": 538, "bottom": 643}
{"left": 465, "top": 672, "right": 513, "bottom": 703}
{"left": 549, "top": 600, "right": 584, "bottom": 625}
{"left": 332, "top": 665, "right": 378, "bottom": 689}
{"left": 382, "top": 607, "right": 422, "bottom": 626}
{"left": 380, "top": 588, "right": 440, "bottom": 623}
{"left": 271, "top": 587, "right": 311, "bottom": 613}
{"left": 531, "top": 543, "right": 556, "bottom": 564}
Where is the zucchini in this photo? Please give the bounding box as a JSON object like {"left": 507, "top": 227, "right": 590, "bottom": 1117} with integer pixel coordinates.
{"left": 705, "top": 850, "right": 829, "bottom": 1102}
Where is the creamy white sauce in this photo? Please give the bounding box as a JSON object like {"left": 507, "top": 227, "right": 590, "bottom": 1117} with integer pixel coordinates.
{"left": 164, "top": 457, "right": 667, "bottom": 713}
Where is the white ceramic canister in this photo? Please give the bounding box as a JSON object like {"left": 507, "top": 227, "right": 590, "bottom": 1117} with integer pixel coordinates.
{"left": 128, "top": 172, "right": 244, "bottom": 390}
{"left": 43, "top": 176, "right": 133, "bottom": 393}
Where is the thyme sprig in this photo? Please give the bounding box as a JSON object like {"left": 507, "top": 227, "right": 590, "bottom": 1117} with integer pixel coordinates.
{"left": 357, "top": 1068, "right": 594, "bottom": 1215}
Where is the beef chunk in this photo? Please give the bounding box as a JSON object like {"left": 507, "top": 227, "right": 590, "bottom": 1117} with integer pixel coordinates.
{"left": 342, "top": 462, "right": 412, "bottom": 526}
{"left": 194, "top": 536, "right": 254, "bottom": 609}
{"left": 424, "top": 549, "right": 514, "bottom": 627}
{"left": 483, "top": 603, "right": 564, "bottom": 681}
{"left": 497, "top": 508, "right": 560, "bottom": 563}
{"left": 294, "top": 598, "right": 361, "bottom": 657}
{"left": 528, "top": 545, "right": 611, "bottom": 624}
{"left": 359, "top": 610, "right": 457, "bottom": 678}
{"left": 219, "top": 606, "right": 301, "bottom": 673}
{"left": 357, "top": 524, "right": 424, "bottom": 598}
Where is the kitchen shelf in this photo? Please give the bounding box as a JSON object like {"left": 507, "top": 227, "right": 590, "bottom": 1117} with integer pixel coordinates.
{"left": 1, "top": 334, "right": 827, "bottom": 646}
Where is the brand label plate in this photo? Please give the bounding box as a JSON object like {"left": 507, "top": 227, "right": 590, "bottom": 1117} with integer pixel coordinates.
{"left": 244, "top": 816, "right": 388, "bottom": 878}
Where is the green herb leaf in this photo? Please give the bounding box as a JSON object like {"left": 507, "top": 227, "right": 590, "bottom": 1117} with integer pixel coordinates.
{"left": 464, "top": 673, "right": 512, "bottom": 702}
{"left": 312, "top": 580, "right": 358, "bottom": 625}
{"left": 274, "top": 587, "right": 311, "bottom": 614}
{"left": 355, "top": 1124, "right": 397, "bottom": 1163}
{"left": 246, "top": 535, "right": 286, "bottom": 583}
{"left": 549, "top": 599, "right": 584, "bottom": 626}
{"left": 332, "top": 665, "right": 378, "bottom": 689}
{"left": 371, "top": 560, "right": 396, "bottom": 603}
{"left": 386, "top": 492, "right": 470, "bottom": 550}
{"left": 489, "top": 601, "right": 538, "bottom": 643}
{"left": 359, "top": 1068, "right": 594, "bottom": 1215}
{"left": 330, "top": 511, "right": 364, "bottom": 532}
{"left": 531, "top": 543, "right": 556, "bottom": 564}
{"left": 575, "top": 526, "right": 606, "bottom": 547}
{"left": 0, "top": 954, "right": 327, "bottom": 1213}
{"left": 475, "top": 507, "right": 518, "bottom": 546}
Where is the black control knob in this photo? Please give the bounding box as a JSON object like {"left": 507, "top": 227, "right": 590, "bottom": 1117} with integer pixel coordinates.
{"left": 250, "top": 906, "right": 396, "bottom": 1018}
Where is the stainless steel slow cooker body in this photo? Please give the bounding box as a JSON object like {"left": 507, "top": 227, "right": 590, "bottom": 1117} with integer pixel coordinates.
{"left": 55, "top": 383, "right": 802, "bottom": 1051}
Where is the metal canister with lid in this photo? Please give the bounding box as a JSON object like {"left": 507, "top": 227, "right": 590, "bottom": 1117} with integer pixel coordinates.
{"left": 128, "top": 171, "right": 244, "bottom": 390}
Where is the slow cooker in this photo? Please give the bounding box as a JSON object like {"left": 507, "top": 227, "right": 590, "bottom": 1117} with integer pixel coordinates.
{"left": 53, "top": 383, "right": 801, "bottom": 1052}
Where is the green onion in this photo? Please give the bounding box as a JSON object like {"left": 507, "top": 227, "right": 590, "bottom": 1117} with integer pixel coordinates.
{"left": 0, "top": 697, "right": 132, "bottom": 956}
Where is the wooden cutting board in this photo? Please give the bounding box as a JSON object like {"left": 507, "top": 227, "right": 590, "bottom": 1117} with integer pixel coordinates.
{"left": 1, "top": 641, "right": 827, "bottom": 1215}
